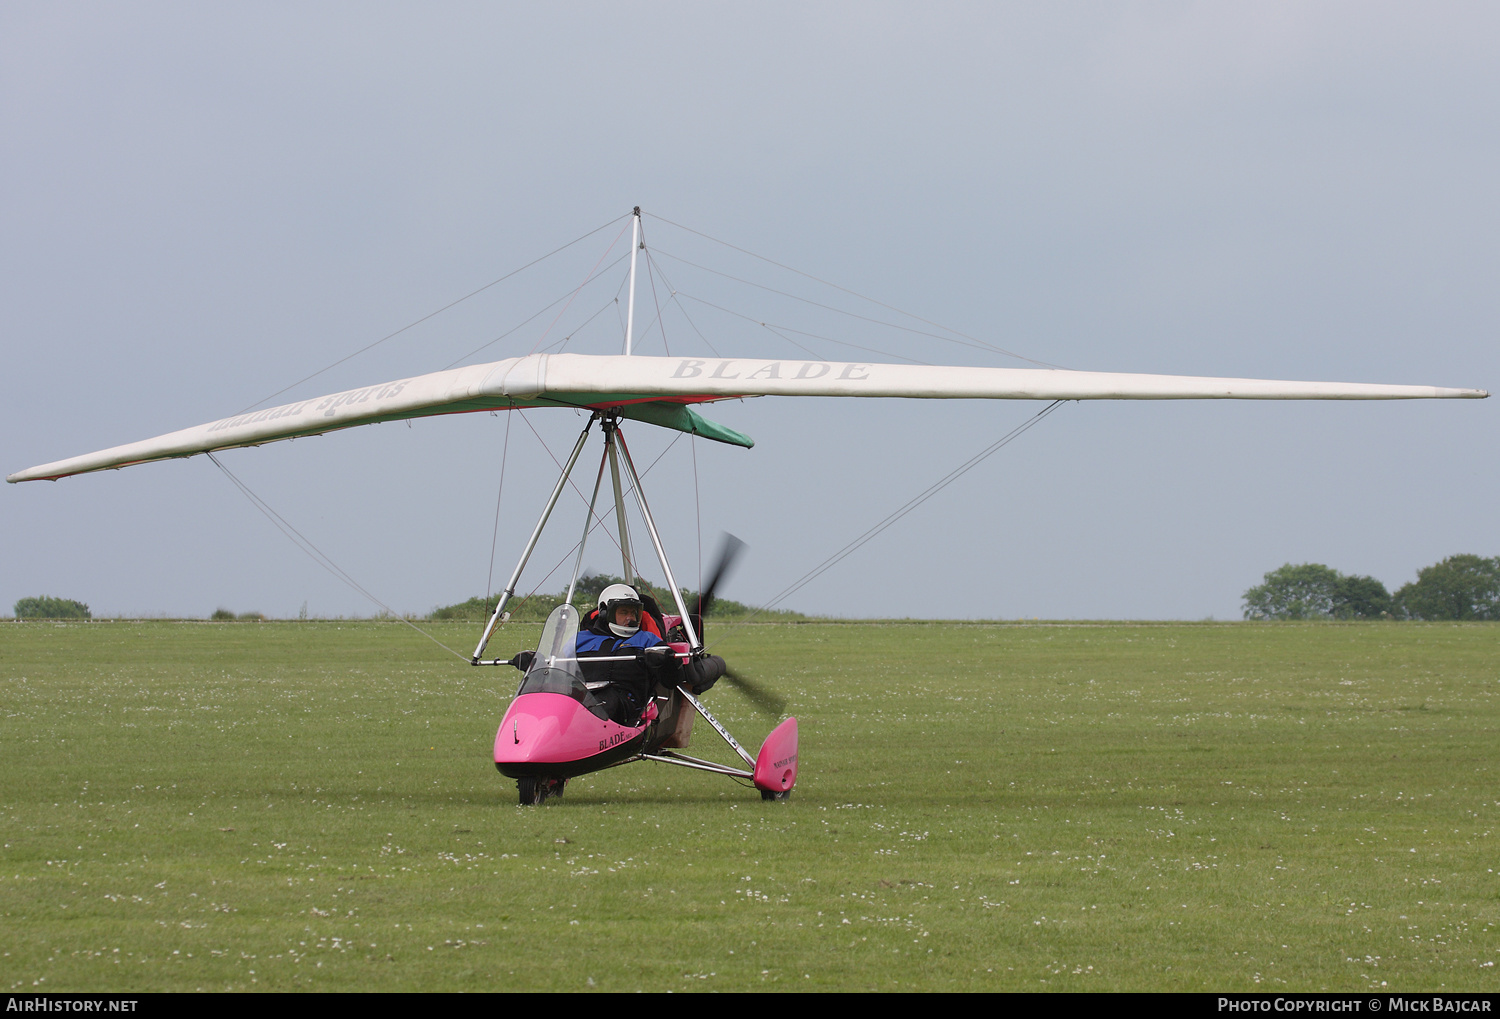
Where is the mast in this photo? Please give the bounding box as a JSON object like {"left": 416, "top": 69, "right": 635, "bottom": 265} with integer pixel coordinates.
{"left": 619, "top": 206, "right": 642, "bottom": 576}
{"left": 623, "top": 206, "right": 640, "bottom": 355}
{"left": 605, "top": 419, "right": 635, "bottom": 582}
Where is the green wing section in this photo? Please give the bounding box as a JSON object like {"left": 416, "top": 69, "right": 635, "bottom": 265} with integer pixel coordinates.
{"left": 616, "top": 402, "right": 754, "bottom": 448}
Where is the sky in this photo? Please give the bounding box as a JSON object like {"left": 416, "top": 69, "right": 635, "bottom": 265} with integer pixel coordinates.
{"left": 3, "top": 2, "right": 1496, "bottom": 626}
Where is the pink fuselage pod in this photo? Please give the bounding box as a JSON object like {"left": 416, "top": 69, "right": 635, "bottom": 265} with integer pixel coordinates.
{"left": 494, "top": 692, "right": 647, "bottom": 779}
{"left": 752, "top": 717, "right": 799, "bottom": 795}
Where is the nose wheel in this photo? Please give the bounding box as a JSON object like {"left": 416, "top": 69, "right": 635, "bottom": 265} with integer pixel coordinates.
{"left": 517, "top": 777, "right": 566, "bottom": 805}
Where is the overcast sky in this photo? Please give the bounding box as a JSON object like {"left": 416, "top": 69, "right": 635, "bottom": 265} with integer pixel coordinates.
{"left": 3, "top": 3, "right": 1495, "bottom": 628}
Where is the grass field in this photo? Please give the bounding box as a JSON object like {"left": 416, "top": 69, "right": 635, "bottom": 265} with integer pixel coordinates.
{"left": 2, "top": 618, "right": 1497, "bottom": 992}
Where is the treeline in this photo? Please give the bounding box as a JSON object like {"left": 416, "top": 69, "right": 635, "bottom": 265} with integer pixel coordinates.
{"left": 429, "top": 572, "right": 806, "bottom": 623}
{"left": 24, "top": 558, "right": 1493, "bottom": 623}
{"left": 1244, "top": 555, "right": 1500, "bottom": 621}
{"left": 12, "top": 596, "right": 90, "bottom": 620}
{"left": 9, "top": 580, "right": 803, "bottom": 623}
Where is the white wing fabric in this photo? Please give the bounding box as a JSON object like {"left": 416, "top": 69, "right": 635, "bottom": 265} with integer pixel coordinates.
{"left": 8, "top": 353, "right": 1487, "bottom": 483}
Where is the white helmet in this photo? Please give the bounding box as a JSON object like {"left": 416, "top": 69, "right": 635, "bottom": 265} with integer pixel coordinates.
{"left": 597, "top": 584, "right": 643, "bottom": 638}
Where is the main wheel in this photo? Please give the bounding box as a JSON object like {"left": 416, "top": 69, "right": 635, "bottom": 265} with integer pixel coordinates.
{"left": 760, "top": 788, "right": 791, "bottom": 802}
{"left": 545, "top": 777, "right": 567, "bottom": 800}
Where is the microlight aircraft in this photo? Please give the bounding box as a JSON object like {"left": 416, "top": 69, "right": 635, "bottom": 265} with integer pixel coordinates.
{"left": 9, "top": 210, "right": 1488, "bottom": 804}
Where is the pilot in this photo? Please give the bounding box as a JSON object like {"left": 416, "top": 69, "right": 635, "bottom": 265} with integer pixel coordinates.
{"left": 577, "top": 584, "right": 666, "bottom": 655}
{"left": 578, "top": 584, "right": 723, "bottom": 725}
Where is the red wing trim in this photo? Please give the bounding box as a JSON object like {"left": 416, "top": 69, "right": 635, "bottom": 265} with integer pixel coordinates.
{"left": 582, "top": 394, "right": 743, "bottom": 409}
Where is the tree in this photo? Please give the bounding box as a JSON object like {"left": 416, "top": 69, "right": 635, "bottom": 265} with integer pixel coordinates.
{"left": 575, "top": 572, "right": 628, "bottom": 600}
{"left": 14, "top": 596, "right": 91, "bottom": 620}
{"left": 1393, "top": 554, "right": 1500, "bottom": 620}
{"left": 1243, "top": 564, "right": 1391, "bottom": 620}
{"left": 1332, "top": 573, "right": 1393, "bottom": 620}
{"left": 1243, "top": 564, "right": 1341, "bottom": 620}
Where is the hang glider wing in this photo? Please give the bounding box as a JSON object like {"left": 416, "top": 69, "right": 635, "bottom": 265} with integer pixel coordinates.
{"left": 8, "top": 353, "right": 1486, "bottom": 483}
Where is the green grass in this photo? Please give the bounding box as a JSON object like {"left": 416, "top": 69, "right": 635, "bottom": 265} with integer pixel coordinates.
{"left": 2, "top": 619, "right": 1497, "bottom": 992}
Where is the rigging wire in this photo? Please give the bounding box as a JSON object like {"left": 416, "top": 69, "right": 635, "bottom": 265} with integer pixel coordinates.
{"left": 510, "top": 516, "right": 618, "bottom": 614}
{"left": 183, "top": 212, "right": 1084, "bottom": 678}
{"left": 646, "top": 212, "right": 1067, "bottom": 369}
{"left": 483, "top": 404, "right": 515, "bottom": 607}
{"left": 526, "top": 220, "right": 635, "bottom": 356}
{"left": 206, "top": 453, "right": 469, "bottom": 662}
{"left": 210, "top": 211, "right": 1064, "bottom": 663}
{"left": 613, "top": 258, "right": 632, "bottom": 331}
{"left": 485, "top": 430, "right": 684, "bottom": 624}
{"left": 511, "top": 411, "right": 627, "bottom": 562}
{"left": 614, "top": 260, "right": 632, "bottom": 343}
{"left": 648, "top": 255, "right": 828, "bottom": 361}
{"left": 503, "top": 412, "right": 686, "bottom": 596}
{"left": 209, "top": 410, "right": 681, "bottom": 661}
{"left": 706, "top": 400, "right": 1065, "bottom": 647}
{"left": 440, "top": 251, "right": 630, "bottom": 369}
{"left": 672, "top": 290, "right": 922, "bottom": 364}
{"left": 661, "top": 284, "right": 722, "bottom": 358}
{"left": 652, "top": 247, "right": 972, "bottom": 360}
{"left": 639, "top": 219, "right": 671, "bottom": 356}
{"left": 756, "top": 322, "right": 830, "bottom": 362}
{"left": 644, "top": 255, "right": 742, "bottom": 359}
{"left": 238, "top": 213, "right": 631, "bottom": 414}
{"left": 613, "top": 295, "right": 671, "bottom": 359}
{"left": 549, "top": 293, "right": 622, "bottom": 356}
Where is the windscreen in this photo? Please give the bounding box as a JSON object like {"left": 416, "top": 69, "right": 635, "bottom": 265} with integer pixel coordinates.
{"left": 517, "top": 604, "right": 608, "bottom": 718}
